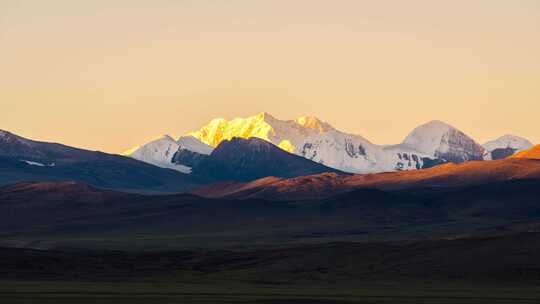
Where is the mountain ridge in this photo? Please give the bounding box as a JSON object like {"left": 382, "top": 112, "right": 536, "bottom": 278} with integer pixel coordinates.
{"left": 124, "top": 113, "right": 532, "bottom": 174}
{"left": 193, "top": 158, "right": 540, "bottom": 200}
{"left": 191, "top": 137, "right": 343, "bottom": 182}
{"left": 512, "top": 144, "right": 540, "bottom": 159}
{"left": 0, "top": 130, "right": 208, "bottom": 192}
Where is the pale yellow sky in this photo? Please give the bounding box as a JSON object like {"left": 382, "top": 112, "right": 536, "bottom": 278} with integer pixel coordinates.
{"left": 1, "top": 0, "right": 539, "bottom": 153}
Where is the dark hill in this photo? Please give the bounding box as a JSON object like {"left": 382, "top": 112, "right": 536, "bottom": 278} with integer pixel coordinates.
{"left": 194, "top": 158, "right": 540, "bottom": 200}
{"left": 192, "top": 137, "right": 343, "bottom": 182}
{"left": 2, "top": 177, "right": 540, "bottom": 249}
{"left": 0, "top": 130, "right": 207, "bottom": 192}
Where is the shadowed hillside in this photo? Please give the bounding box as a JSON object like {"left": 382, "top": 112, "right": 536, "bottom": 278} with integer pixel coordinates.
{"left": 194, "top": 158, "right": 540, "bottom": 200}
{"left": 0, "top": 130, "right": 208, "bottom": 193}
{"left": 2, "top": 176, "right": 540, "bottom": 250}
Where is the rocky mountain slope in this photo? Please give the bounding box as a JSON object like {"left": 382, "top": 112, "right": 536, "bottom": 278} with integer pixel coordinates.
{"left": 191, "top": 137, "right": 342, "bottom": 181}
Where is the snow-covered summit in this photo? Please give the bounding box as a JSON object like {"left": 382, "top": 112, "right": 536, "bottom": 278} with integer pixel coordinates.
{"left": 483, "top": 134, "right": 533, "bottom": 152}
{"left": 483, "top": 135, "right": 533, "bottom": 160}
{"left": 188, "top": 112, "right": 333, "bottom": 153}
{"left": 403, "top": 120, "right": 455, "bottom": 156}
{"left": 402, "top": 120, "right": 485, "bottom": 163}
{"left": 188, "top": 112, "right": 276, "bottom": 148}
{"left": 123, "top": 134, "right": 213, "bottom": 173}
{"left": 124, "top": 135, "right": 189, "bottom": 173}
{"left": 300, "top": 129, "right": 430, "bottom": 174}
{"left": 300, "top": 130, "right": 379, "bottom": 173}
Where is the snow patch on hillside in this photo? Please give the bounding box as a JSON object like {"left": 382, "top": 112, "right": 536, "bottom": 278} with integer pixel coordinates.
{"left": 21, "top": 160, "right": 54, "bottom": 167}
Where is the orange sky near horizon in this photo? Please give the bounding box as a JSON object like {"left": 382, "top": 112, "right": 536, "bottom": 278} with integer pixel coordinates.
{"left": 2, "top": 0, "right": 539, "bottom": 153}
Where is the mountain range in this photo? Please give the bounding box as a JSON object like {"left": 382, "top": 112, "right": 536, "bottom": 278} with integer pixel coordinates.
{"left": 1, "top": 114, "right": 537, "bottom": 193}
{"left": 2, "top": 115, "right": 540, "bottom": 291}
{"left": 0, "top": 128, "right": 340, "bottom": 191}
{"left": 124, "top": 112, "right": 533, "bottom": 174}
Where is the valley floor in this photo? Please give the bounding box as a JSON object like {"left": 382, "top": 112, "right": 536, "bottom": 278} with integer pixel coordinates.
{"left": 2, "top": 232, "right": 540, "bottom": 303}
{"left": 1, "top": 280, "right": 540, "bottom": 304}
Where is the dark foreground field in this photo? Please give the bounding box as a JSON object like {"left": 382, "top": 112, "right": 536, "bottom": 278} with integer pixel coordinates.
{"left": 2, "top": 232, "right": 540, "bottom": 303}
{"left": 2, "top": 179, "right": 540, "bottom": 302}
{"left": 2, "top": 281, "right": 540, "bottom": 304}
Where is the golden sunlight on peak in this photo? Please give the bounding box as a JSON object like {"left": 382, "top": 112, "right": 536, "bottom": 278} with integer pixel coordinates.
{"left": 295, "top": 116, "right": 334, "bottom": 132}
{"left": 188, "top": 113, "right": 275, "bottom": 147}
{"left": 186, "top": 113, "right": 330, "bottom": 151}
{"left": 121, "top": 145, "right": 140, "bottom": 156}
{"left": 208, "top": 118, "right": 227, "bottom": 125}
{"left": 256, "top": 112, "right": 275, "bottom": 121}
{"left": 278, "top": 140, "right": 296, "bottom": 153}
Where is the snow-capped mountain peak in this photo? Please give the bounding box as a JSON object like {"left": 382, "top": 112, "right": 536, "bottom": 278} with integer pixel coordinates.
{"left": 300, "top": 129, "right": 431, "bottom": 174}
{"left": 188, "top": 113, "right": 274, "bottom": 148}
{"left": 187, "top": 112, "right": 332, "bottom": 153}
{"left": 177, "top": 136, "right": 213, "bottom": 155}
{"left": 483, "top": 134, "right": 533, "bottom": 160}
{"left": 483, "top": 134, "right": 533, "bottom": 151}
{"left": 123, "top": 135, "right": 187, "bottom": 172}
{"left": 403, "top": 120, "right": 458, "bottom": 155}
{"left": 402, "top": 120, "right": 484, "bottom": 162}
{"left": 123, "top": 134, "right": 214, "bottom": 173}
{"left": 299, "top": 130, "right": 377, "bottom": 173}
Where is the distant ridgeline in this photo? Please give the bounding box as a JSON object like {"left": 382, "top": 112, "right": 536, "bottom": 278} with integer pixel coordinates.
{"left": 124, "top": 113, "right": 534, "bottom": 175}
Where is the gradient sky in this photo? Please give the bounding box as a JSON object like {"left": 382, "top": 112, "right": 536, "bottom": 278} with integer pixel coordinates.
{"left": 2, "top": 0, "right": 539, "bottom": 153}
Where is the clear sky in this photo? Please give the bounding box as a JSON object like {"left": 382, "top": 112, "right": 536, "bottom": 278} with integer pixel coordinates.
{"left": 2, "top": 0, "right": 539, "bottom": 153}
